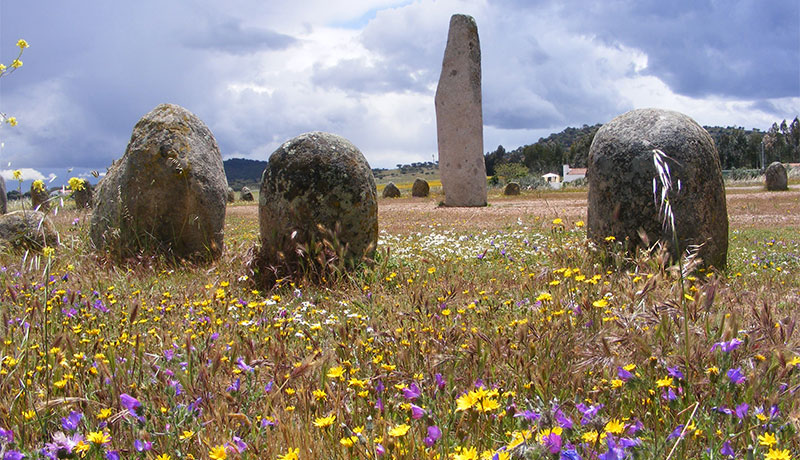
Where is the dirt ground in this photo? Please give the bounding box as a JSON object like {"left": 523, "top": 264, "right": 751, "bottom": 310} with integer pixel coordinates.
{"left": 227, "top": 185, "right": 800, "bottom": 235}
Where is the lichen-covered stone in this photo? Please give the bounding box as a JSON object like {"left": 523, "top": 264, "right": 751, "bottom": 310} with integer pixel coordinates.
{"left": 503, "top": 182, "right": 521, "bottom": 195}
{"left": 411, "top": 178, "right": 430, "bottom": 197}
{"left": 765, "top": 162, "right": 788, "bottom": 191}
{"left": 227, "top": 187, "right": 236, "bottom": 202}
{"left": 587, "top": 108, "right": 728, "bottom": 269}
{"left": 435, "top": 14, "right": 487, "bottom": 207}
{"left": 240, "top": 186, "right": 254, "bottom": 201}
{"left": 0, "top": 210, "right": 58, "bottom": 250}
{"left": 91, "top": 103, "right": 228, "bottom": 261}
{"left": 259, "top": 131, "right": 378, "bottom": 265}
{"left": 383, "top": 182, "right": 401, "bottom": 198}
{"left": 73, "top": 180, "right": 93, "bottom": 209}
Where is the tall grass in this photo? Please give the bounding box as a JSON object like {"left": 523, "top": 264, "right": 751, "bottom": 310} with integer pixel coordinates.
{"left": 0, "top": 201, "right": 797, "bottom": 459}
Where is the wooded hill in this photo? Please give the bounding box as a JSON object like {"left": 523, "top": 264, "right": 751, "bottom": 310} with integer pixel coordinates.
{"left": 223, "top": 117, "right": 799, "bottom": 187}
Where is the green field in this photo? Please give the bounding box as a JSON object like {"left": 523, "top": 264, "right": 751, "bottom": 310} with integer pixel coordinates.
{"left": 0, "top": 188, "right": 798, "bottom": 459}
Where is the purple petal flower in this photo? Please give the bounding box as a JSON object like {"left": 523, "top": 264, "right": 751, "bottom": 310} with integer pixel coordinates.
{"left": 163, "top": 348, "right": 175, "bottom": 361}
{"left": 435, "top": 373, "right": 445, "bottom": 390}
{"left": 626, "top": 418, "right": 644, "bottom": 435}
{"left": 105, "top": 451, "right": 120, "bottom": 460}
{"left": 401, "top": 382, "right": 421, "bottom": 400}
{"left": 236, "top": 357, "right": 254, "bottom": 373}
{"left": 375, "top": 443, "right": 385, "bottom": 457}
{"left": 514, "top": 409, "right": 540, "bottom": 422}
{"left": 616, "top": 366, "right": 633, "bottom": 381}
{"left": 227, "top": 377, "right": 241, "bottom": 393}
{"left": 4, "top": 451, "right": 24, "bottom": 460}
{"left": 735, "top": 403, "right": 748, "bottom": 419}
{"left": 375, "top": 397, "right": 384, "bottom": 412}
{"left": 667, "top": 425, "right": 685, "bottom": 440}
{"left": 410, "top": 404, "right": 426, "bottom": 419}
{"left": 424, "top": 425, "right": 441, "bottom": 447}
{"left": 134, "top": 439, "right": 152, "bottom": 452}
{"left": 120, "top": 393, "right": 141, "bottom": 413}
{"left": 375, "top": 379, "right": 384, "bottom": 394}
{"left": 713, "top": 406, "right": 733, "bottom": 415}
{"left": 711, "top": 338, "right": 742, "bottom": 353}
{"left": 598, "top": 437, "right": 626, "bottom": 460}
{"left": 0, "top": 427, "right": 13, "bottom": 443}
{"left": 543, "top": 432, "right": 562, "bottom": 454}
{"left": 721, "top": 441, "right": 735, "bottom": 457}
{"left": 662, "top": 387, "right": 677, "bottom": 401}
{"left": 61, "top": 411, "right": 83, "bottom": 431}
{"left": 264, "top": 380, "right": 274, "bottom": 393}
{"left": 727, "top": 367, "right": 745, "bottom": 384}
{"left": 576, "top": 403, "right": 604, "bottom": 425}
{"left": 561, "top": 448, "right": 582, "bottom": 460}
{"left": 232, "top": 436, "right": 247, "bottom": 453}
{"left": 667, "top": 366, "right": 684, "bottom": 380}
{"left": 554, "top": 408, "right": 573, "bottom": 430}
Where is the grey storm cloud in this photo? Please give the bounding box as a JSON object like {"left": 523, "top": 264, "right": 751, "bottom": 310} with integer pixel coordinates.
{"left": 183, "top": 19, "right": 298, "bottom": 54}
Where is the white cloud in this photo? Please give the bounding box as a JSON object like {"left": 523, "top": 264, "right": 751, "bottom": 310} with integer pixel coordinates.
{"left": 1, "top": 168, "right": 52, "bottom": 181}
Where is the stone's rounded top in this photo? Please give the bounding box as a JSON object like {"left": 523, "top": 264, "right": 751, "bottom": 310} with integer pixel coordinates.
{"left": 765, "top": 161, "right": 788, "bottom": 191}
{"left": 588, "top": 107, "right": 728, "bottom": 269}
{"left": 383, "top": 182, "right": 402, "bottom": 198}
{"left": 0, "top": 210, "right": 58, "bottom": 251}
{"left": 591, "top": 108, "right": 714, "bottom": 162}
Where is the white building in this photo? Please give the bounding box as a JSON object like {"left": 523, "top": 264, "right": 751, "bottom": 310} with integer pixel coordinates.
{"left": 562, "top": 164, "right": 587, "bottom": 183}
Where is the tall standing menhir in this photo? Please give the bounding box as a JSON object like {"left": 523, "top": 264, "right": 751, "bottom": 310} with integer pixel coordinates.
{"left": 435, "top": 14, "right": 488, "bottom": 207}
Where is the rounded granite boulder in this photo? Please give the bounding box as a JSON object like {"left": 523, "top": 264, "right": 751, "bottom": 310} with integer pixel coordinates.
{"left": 587, "top": 108, "right": 728, "bottom": 269}
{"left": 0, "top": 210, "right": 58, "bottom": 250}
{"left": 411, "top": 178, "right": 430, "bottom": 197}
{"left": 382, "top": 182, "right": 401, "bottom": 198}
{"left": 240, "top": 186, "right": 254, "bottom": 201}
{"left": 90, "top": 103, "right": 228, "bottom": 261}
{"left": 503, "top": 182, "right": 521, "bottom": 196}
{"left": 259, "top": 132, "right": 378, "bottom": 266}
{"left": 765, "top": 162, "right": 788, "bottom": 191}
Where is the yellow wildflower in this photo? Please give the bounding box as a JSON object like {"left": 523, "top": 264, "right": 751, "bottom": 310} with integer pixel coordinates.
{"left": 604, "top": 419, "right": 625, "bottom": 435}
{"left": 388, "top": 423, "right": 410, "bottom": 437}
{"left": 17, "top": 39, "right": 29, "bottom": 49}
{"left": 313, "top": 414, "right": 336, "bottom": 428}
{"left": 327, "top": 366, "right": 345, "bottom": 379}
{"left": 758, "top": 432, "right": 777, "bottom": 448}
{"left": 68, "top": 177, "right": 85, "bottom": 191}
{"left": 86, "top": 431, "right": 111, "bottom": 445}
{"left": 209, "top": 445, "right": 227, "bottom": 460}
{"left": 277, "top": 448, "right": 300, "bottom": 460}
{"left": 765, "top": 448, "right": 791, "bottom": 460}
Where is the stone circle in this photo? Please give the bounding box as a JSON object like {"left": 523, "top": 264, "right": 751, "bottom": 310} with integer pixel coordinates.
{"left": 240, "top": 186, "right": 254, "bottom": 201}
{"left": 73, "top": 180, "right": 93, "bottom": 209}
{"left": 0, "top": 210, "right": 58, "bottom": 250}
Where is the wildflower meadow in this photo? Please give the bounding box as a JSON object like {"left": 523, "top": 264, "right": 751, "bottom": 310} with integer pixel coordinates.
{"left": 0, "top": 184, "right": 797, "bottom": 460}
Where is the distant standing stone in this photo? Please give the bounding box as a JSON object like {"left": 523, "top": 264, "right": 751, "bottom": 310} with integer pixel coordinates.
{"left": 411, "top": 178, "right": 430, "bottom": 197}
{"left": 227, "top": 187, "right": 236, "bottom": 202}
{"left": 765, "top": 162, "right": 788, "bottom": 191}
{"left": 0, "top": 177, "right": 5, "bottom": 214}
{"left": 259, "top": 132, "right": 378, "bottom": 267}
{"left": 240, "top": 186, "right": 254, "bottom": 201}
{"left": 503, "top": 182, "right": 520, "bottom": 195}
{"left": 587, "top": 108, "right": 728, "bottom": 269}
{"left": 435, "top": 14, "right": 487, "bottom": 207}
{"left": 73, "top": 180, "right": 93, "bottom": 209}
{"left": 91, "top": 103, "right": 228, "bottom": 261}
{"left": 382, "top": 182, "right": 401, "bottom": 198}
{"left": 31, "top": 183, "right": 49, "bottom": 212}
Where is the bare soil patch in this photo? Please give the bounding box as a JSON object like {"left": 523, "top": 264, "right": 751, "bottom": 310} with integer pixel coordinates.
{"left": 227, "top": 186, "right": 800, "bottom": 235}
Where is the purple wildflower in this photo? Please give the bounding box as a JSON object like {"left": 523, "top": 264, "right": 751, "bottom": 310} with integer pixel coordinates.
{"left": 375, "top": 443, "right": 385, "bottom": 457}
{"left": 727, "top": 367, "right": 746, "bottom": 384}
{"left": 514, "top": 409, "right": 540, "bottom": 422}
{"left": 105, "top": 451, "right": 120, "bottom": 460}
{"left": 163, "top": 348, "right": 175, "bottom": 361}
{"left": 42, "top": 432, "right": 82, "bottom": 460}
{"left": 735, "top": 403, "right": 748, "bottom": 419}
{"left": 711, "top": 338, "right": 742, "bottom": 353}
{"left": 61, "top": 411, "right": 83, "bottom": 431}
{"left": 264, "top": 380, "right": 274, "bottom": 393}
{"left": 597, "top": 436, "right": 626, "bottom": 460}
{"left": 231, "top": 436, "right": 247, "bottom": 453}
{"left": 4, "top": 451, "right": 24, "bottom": 460}
{"left": 561, "top": 448, "right": 582, "bottom": 460}
{"left": 435, "top": 373, "right": 445, "bottom": 390}
{"left": 576, "top": 403, "right": 604, "bottom": 425}
{"left": 134, "top": 439, "right": 152, "bottom": 452}
{"left": 375, "top": 379, "right": 384, "bottom": 393}
{"left": 424, "top": 425, "right": 441, "bottom": 447}
{"left": 236, "top": 357, "right": 254, "bottom": 373}
{"left": 0, "top": 427, "right": 12, "bottom": 443}
{"left": 543, "top": 431, "right": 563, "bottom": 454}
{"left": 667, "top": 425, "right": 685, "bottom": 440}
{"left": 616, "top": 366, "right": 633, "bottom": 381}
{"left": 667, "top": 366, "right": 684, "bottom": 380}
{"left": 375, "top": 397, "right": 384, "bottom": 412}
{"left": 401, "top": 382, "right": 421, "bottom": 400}
{"left": 168, "top": 380, "right": 183, "bottom": 395}
{"left": 721, "top": 441, "right": 735, "bottom": 457}
{"left": 120, "top": 393, "right": 141, "bottom": 413}
{"left": 662, "top": 387, "right": 677, "bottom": 401}
{"left": 554, "top": 408, "right": 574, "bottom": 430}
{"left": 227, "top": 377, "right": 241, "bottom": 393}
{"left": 410, "top": 404, "right": 426, "bottom": 419}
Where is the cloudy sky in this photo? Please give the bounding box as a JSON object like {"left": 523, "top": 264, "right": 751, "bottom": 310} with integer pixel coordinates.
{"left": 1, "top": 0, "right": 798, "bottom": 185}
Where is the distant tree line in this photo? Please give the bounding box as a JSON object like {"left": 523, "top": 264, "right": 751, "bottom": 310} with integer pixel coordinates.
{"left": 484, "top": 117, "right": 800, "bottom": 177}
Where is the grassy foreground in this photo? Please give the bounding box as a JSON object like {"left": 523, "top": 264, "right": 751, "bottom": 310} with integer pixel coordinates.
{"left": 0, "top": 193, "right": 798, "bottom": 460}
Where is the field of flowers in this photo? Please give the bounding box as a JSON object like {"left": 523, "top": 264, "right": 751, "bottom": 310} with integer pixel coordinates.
{"left": 0, "top": 193, "right": 798, "bottom": 460}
